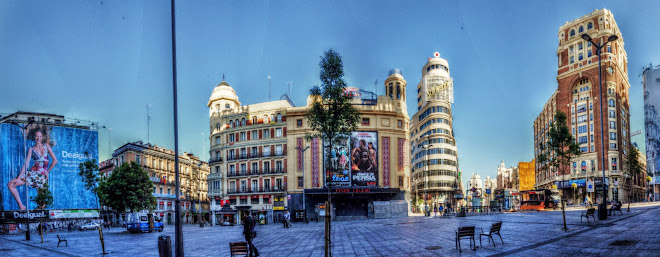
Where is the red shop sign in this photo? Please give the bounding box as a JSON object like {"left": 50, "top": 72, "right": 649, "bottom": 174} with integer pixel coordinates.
{"left": 251, "top": 195, "right": 259, "bottom": 199}
{"left": 167, "top": 202, "right": 172, "bottom": 205}
{"left": 159, "top": 213, "right": 164, "bottom": 216}
{"left": 239, "top": 196, "right": 248, "bottom": 199}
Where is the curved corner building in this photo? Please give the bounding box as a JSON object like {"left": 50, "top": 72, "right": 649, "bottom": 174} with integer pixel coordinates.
{"left": 410, "top": 52, "right": 460, "bottom": 212}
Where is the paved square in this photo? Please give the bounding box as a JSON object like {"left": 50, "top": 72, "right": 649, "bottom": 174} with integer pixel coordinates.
{"left": 2, "top": 202, "right": 659, "bottom": 256}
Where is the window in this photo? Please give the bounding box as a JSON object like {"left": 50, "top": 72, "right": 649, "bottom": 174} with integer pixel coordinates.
{"left": 610, "top": 143, "right": 617, "bottom": 149}
{"left": 570, "top": 29, "right": 575, "bottom": 37}
{"left": 578, "top": 125, "right": 587, "bottom": 133}
{"left": 590, "top": 134, "right": 594, "bottom": 142}
{"left": 229, "top": 134, "right": 235, "bottom": 142}
{"left": 263, "top": 115, "right": 269, "bottom": 123}
{"left": 276, "top": 128, "right": 282, "bottom": 137}
{"left": 588, "top": 22, "right": 593, "bottom": 30}
{"left": 241, "top": 118, "right": 246, "bottom": 126}
{"left": 270, "top": 114, "right": 275, "bottom": 123}
{"left": 608, "top": 99, "right": 615, "bottom": 107}
{"left": 589, "top": 113, "right": 593, "bottom": 121}
{"left": 264, "top": 162, "right": 270, "bottom": 172}
{"left": 264, "top": 179, "right": 270, "bottom": 191}
{"left": 570, "top": 56, "right": 574, "bottom": 64}
{"left": 577, "top": 104, "right": 586, "bottom": 113}
{"left": 610, "top": 132, "right": 616, "bottom": 140}
{"left": 579, "top": 26, "right": 583, "bottom": 33}
{"left": 263, "top": 129, "right": 270, "bottom": 138}
{"left": 609, "top": 110, "right": 615, "bottom": 118}
{"left": 362, "top": 118, "right": 370, "bottom": 125}
{"left": 276, "top": 145, "right": 283, "bottom": 156}
{"left": 607, "top": 46, "right": 611, "bottom": 53}
{"left": 251, "top": 130, "right": 257, "bottom": 140}
{"left": 240, "top": 180, "right": 247, "bottom": 192}
{"left": 398, "top": 120, "right": 403, "bottom": 128}
{"left": 298, "top": 176, "right": 303, "bottom": 188}
{"left": 399, "top": 176, "right": 404, "bottom": 187}
{"left": 297, "top": 119, "right": 303, "bottom": 127}
{"left": 577, "top": 115, "right": 587, "bottom": 123}
{"left": 136, "top": 155, "right": 141, "bottom": 165}
{"left": 591, "top": 160, "right": 595, "bottom": 171}
{"left": 229, "top": 181, "right": 236, "bottom": 191}
{"left": 225, "top": 104, "right": 230, "bottom": 109}
{"left": 578, "top": 136, "right": 588, "bottom": 144}
{"left": 611, "top": 158, "right": 617, "bottom": 170}
{"left": 588, "top": 50, "right": 592, "bottom": 57}
{"left": 252, "top": 180, "right": 258, "bottom": 192}
{"left": 252, "top": 116, "right": 257, "bottom": 124}
{"left": 569, "top": 46, "right": 574, "bottom": 54}
{"left": 276, "top": 178, "right": 283, "bottom": 190}
{"left": 240, "top": 132, "right": 246, "bottom": 141}
{"left": 609, "top": 121, "right": 616, "bottom": 129}
{"left": 578, "top": 53, "right": 583, "bottom": 61}
{"left": 167, "top": 188, "right": 171, "bottom": 195}
{"left": 215, "top": 137, "right": 220, "bottom": 145}
{"left": 240, "top": 198, "right": 247, "bottom": 205}
{"left": 160, "top": 187, "right": 163, "bottom": 194}
{"left": 240, "top": 164, "right": 247, "bottom": 174}
{"left": 580, "top": 146, "right": 588, "bottom": 153}
{"left": 590, "top": 123, "right": 593, "bottom": 132}
{"left": 277, "top": 113, "right": 282, "bottom": 122}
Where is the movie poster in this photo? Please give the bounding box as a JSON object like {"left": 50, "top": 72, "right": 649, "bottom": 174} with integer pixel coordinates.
{"left": 323, "top": 136, "right": 351, "bottom": 187}
{"left": 350, "top": 132, "right": 378, "bottom": 187}
{"left": 1, "top": 123, "right": 98, "bottom": 211}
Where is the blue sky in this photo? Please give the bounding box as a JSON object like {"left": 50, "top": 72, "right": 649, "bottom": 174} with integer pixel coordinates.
{"left": 1, "top": 1, "right": 659, "bottom": 190}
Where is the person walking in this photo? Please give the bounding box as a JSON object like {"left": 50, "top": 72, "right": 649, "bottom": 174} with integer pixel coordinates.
{"left": 284, "top": 210, "right": 292, "bottom": 228}
{"left": 242, "top": 213, "right": 259, "bottom": 257}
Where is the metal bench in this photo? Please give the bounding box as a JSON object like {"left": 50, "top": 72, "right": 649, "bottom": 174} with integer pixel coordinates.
{"left": 479, "top": 222, "right": 503, "bottom": 247}
{"left": 455, "top": 226, "right": 475, "bottom": 252}
{"left": 57, "top": 235, "right": 67, "bottom": 247}
{"left": 610, "top": 204, "right": 623, "bottom": 216}
{"left": 581, "top": 208, "right": 596, "bottom": 223}
{"left": 229, "top": 242, "right": 248, "bottom": 257}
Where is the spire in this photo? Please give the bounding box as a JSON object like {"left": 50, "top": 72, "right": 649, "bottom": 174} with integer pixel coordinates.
{"left": 222, "top": 73, "right": 225, "bottom": 81}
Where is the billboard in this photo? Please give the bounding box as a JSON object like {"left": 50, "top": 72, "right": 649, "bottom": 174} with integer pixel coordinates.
{"left": 1, "top": 123, "right": 98, "bottom": 211}
{"left": 644, "top": 67, "right": 660, "bottom": 182}
{"left": 518, "top": 160, "right": 536, "bottom": 191}
{"left": 324, "top": 136, "right": 351, "bottom": 187}
{"left": 349, "top": 132, "right": 378, "bottom": 187}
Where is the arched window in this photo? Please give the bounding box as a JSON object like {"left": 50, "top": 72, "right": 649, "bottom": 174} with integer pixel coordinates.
{"left": 587, "top": 22, "right": 593, "bottom": 30}
{"left": 570, "top": 29, "right": 575, "bottom": 37}
{"left": 216, "top": 123, "right": 220, "bottom": 130}
{"left": 241, "top": 118, "right": 246, "bottom": 126}
{"left": 230, "top": 121, "right": 234, "bottom": 128}
{"left": 270, "top": 114, "right": 275, "bottom": 123}
{"left": 252, "top": 116, "right": 257, "bottom": 124}
{"left": 579, "top": 26, "right": 584, "bottom": 33}
{"left": 235, "top": 119, "right": 239, "bottom": 127}
{"left": 581, "top": 161, "right": 586, "bottom": 172}
{"left": 608, "top": 99, "right": 615, "bottom": 107}
{"left": 277, "top": 113, "right": 282, "bottom": 122}
{"left": 389, "top": 83, "right": 393, "bottom": 98}
{"left": 264, "top": 115, "right": 269, "bottom": 123}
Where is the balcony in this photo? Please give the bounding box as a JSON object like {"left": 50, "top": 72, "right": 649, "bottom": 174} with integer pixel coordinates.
{"left": 207, "top": 172, "right": 223, "bottom": 180}
{"left": 238, "top": 154, "right": 248, "bottom": 160}
{"left": 226, "top": 187, "right": 286, "bottom": 195}
{"left": 208, "top": 188, "right": 223, "bottom": 196}
{"left": 226, "top": 169, "right": 287, "bottom": 177}
{"left": 209, "top": 157, "right": 223, "bottom": 164}
{"left": 226, "top": 155, "right": 237, "bottom": 161}
{"left": 274, "top": 152, "right": 285, "bottom": 157}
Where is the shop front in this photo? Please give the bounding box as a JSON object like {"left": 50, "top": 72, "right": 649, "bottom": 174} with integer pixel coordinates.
{"left": 304, "top": 187, "right": 404, "bottom": 220}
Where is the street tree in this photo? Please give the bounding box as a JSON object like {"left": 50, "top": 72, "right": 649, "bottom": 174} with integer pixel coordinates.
{"left": 31, "top": 183, "right": 53, "bottom": 210}
{"left": 537, "top": 111, "right": 581, "bottom": 230}
{"left": 97, "top": 162, "right": 156, "bottom": 214}
{"left": 78, "top": 158, "right": 106, "bottom": 254}
{"left": 623, "top": 144, "right": 643, "bottom": 212}
{"left": 305, "top": 49, "right": 361, "bottom": 257}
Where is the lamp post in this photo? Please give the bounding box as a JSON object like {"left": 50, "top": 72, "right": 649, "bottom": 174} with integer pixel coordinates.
{"left": 581, "top": 33, "right": 618, "bottom": 220}
{"left": 295, "top": 146, "right": 310, "bottom": 223}
{"left": 421, "top": 138, "right": 433, "bottom": 216}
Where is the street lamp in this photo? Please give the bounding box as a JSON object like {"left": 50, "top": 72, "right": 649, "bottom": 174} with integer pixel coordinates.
{"left": 295, "top": 146, "right": 310, "bottom": 223}
{"left": 581, "top": 33, "right": 618, "bottom": 220}
{"left": 421, "top": 139, "right": 433, "bottom": 216}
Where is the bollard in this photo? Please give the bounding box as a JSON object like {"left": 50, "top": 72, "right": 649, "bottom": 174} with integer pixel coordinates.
{"left": 598, "top": 203, "right": 608, "bottom": 220}
{"left": 158, "top": 235, "right": 172, "bottom": 257}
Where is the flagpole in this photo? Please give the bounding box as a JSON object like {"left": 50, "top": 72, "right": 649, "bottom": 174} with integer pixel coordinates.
{"left": 268, "top": 74, "right": 271, "bottom": 101}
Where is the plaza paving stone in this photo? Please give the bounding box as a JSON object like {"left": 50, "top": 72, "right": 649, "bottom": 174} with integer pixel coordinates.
{"left": 1, "top": 202, "right": 660, "bottom": 256}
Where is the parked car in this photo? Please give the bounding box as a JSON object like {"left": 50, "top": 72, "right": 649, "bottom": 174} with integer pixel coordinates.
{"left": 79, "top": 222, "right": 100, "bottom": 231}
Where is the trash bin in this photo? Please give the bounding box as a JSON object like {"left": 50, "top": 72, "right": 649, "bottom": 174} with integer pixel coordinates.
{"left": 158, "top": 235, "right": 172, "bottom": 257}
{"left": 598, "top": 203, "right": 607, "bottom": 220}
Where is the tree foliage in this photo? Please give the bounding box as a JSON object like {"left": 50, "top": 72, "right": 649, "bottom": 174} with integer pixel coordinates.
{"left": 31, "top": 183, "right": 54, "bottom": 209}
{"left": 536, "top": 111, "right": 581, "bottom": 179}
{"left": 78, "top": 159, "right": 101, "bottom": 206}
{"left": 305, "top": 49, "right": 361, "bottom": 148}
{"left": 623, "top": 144, "right": 643, "bottom": 202}
{"left": 97, "top": 162, "right": 156, "bottom": 213}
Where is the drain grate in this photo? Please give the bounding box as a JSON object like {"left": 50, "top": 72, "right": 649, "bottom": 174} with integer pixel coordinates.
{"left": 610, "top": 240, "right": 637, "bottom": 246}
{"left": 425, "top": 246, "right": 443, "bottom": 250}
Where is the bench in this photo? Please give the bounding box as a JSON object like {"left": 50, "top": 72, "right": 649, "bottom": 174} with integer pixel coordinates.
{"left": 57, "top": 235, "right": 67, "bottom": 247}
{"left": 581, "top": 208, "right": 596, "bottom": 223}
{"left": 609, "top": 204, "right": 623, "bottom": 216}
{"left": 455, "top": 226, "right": 475, "bottom": 252}
{"left": 479, "top": 222, "right": 503, "bottom": 247}
{"left": 229, "top": 242, "right": 248, "bottom": 257}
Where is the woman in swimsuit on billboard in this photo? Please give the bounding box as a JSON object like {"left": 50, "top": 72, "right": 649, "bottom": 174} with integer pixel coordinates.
{"left": 7, "top": 126, "right": 58, "bottom": 210}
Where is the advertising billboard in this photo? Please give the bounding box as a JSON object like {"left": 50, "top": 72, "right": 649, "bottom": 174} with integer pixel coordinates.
{"left": 1, "top": 123, "right": 98, "bottom": 211}
{"left": 350, "top": 132, "right": 378, "bottom": 187}
{"left": 644, "top": 67, "right": 660, "bottom": 183}
{"left": 518, "top": 160, "right": 536, "bottom": 191}
{"left": 324, "top": 136, "right": 351, "bottom": 187}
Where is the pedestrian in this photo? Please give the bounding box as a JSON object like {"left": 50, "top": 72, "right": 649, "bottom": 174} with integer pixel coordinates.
{"left": 284, "top": 210, "right": 292, "bottom": 228}
{"left": 242, "top": 213, "right": 259, "bottom": 257}
{"left": 438, "top": 205, "right": 444, "bottom": 217}
{"left": 433, "top": 206, "right": 437, "bottom": 217}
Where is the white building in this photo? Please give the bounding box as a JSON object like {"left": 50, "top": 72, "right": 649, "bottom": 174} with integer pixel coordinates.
{"left": 644, "top": 65, "right": 660, "bottom": 200}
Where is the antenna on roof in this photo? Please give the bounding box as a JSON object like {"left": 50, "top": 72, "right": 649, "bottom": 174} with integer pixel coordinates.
{"left": 374, "top": 79, "right": 378, "bottom": 96}
{"left": 287, "top": 81, "right": 293, "bottom": 98}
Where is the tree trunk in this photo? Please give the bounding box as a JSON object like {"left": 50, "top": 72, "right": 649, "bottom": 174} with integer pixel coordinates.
{"left": 561, "top": 199, "right": 567, "bottom": 230}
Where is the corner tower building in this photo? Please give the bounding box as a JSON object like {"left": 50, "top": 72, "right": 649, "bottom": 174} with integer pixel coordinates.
{"left": 534, "top": 9, "right": 631, "bottom": 203}
{"left": 410, "top": 53, "right": 461, "bottom": 212}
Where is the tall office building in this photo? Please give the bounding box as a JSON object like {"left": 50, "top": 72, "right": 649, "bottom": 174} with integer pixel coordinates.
{"left": 534, "top": 9, "right": 632, "bottom": 202}
{"left": 410, "top": 52, "right": 461, "bottom": 212}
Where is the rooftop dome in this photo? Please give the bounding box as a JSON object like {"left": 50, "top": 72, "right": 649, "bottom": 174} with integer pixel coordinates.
{"left": 208, "top": 80, "right": 240, "bottom": 107}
